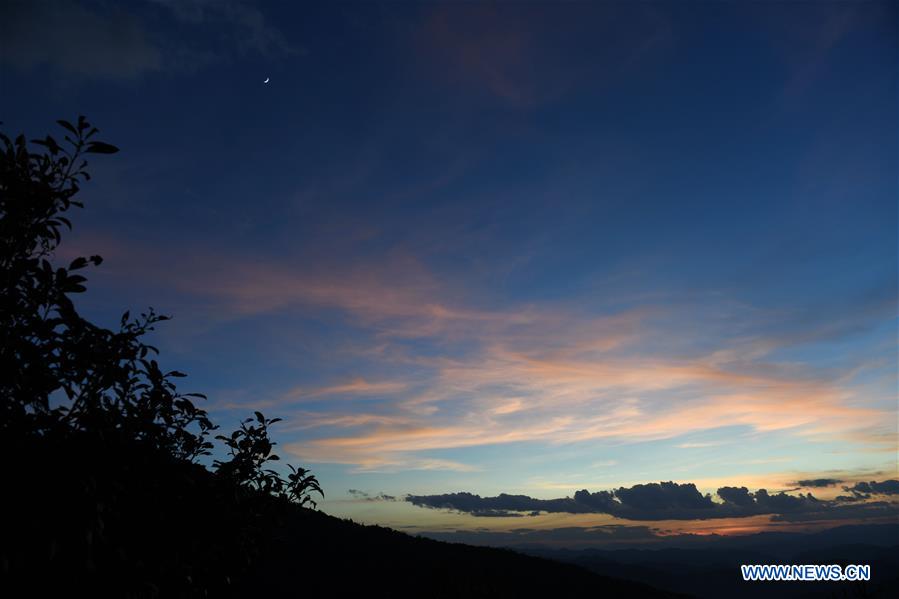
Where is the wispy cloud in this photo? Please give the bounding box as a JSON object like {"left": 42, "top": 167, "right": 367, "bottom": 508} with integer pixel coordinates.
{"left": 68, "top": 234, "right": 895, "bottom": 472}
{"left": 0, "top": 0, "right": 294, "bottom": 80}
{"left": 293, "top": 378, "right": 408, "bottom": 400}
{"left": 286, "top": 338, "right": 886, "bottom": 468}
{"left": 675, "top": 442, "right": 723, "bottom": 449}
{"left": 414, "top": 2, "right": 673, "bottom": 108}
{"left": 1, "top": 0, "right": 162, "bottom": 78}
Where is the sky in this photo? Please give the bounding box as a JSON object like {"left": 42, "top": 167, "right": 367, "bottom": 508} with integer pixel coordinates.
{"left": 2, "top": 0, "right": 897, "bottom": 547}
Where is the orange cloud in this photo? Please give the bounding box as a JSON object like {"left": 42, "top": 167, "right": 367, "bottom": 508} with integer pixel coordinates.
{"left": 67, "top": 233, "right": 896, "bottom": 473}
{"left": 285, "top": 343, "right": 889, "bottom": 469}
{"left": 283, "top": 378, "right": 409, "bottom": 401}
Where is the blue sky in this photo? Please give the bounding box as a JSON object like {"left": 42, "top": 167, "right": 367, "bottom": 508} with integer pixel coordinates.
{"left": 2, "top": 0, "right": 896, "bottom": 542}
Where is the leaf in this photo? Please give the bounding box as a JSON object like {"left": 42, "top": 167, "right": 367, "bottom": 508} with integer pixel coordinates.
{"left": 85, "top": 141, "right": 119, "bottom": 154}
{"left": 69, "top": 257, "right": 87, "bottom": 270}
{"left": 32, "top": 135, "right": 61, "bottom": 155}
{"left": 57, "top": 119, "right": 78, "bottom": 136}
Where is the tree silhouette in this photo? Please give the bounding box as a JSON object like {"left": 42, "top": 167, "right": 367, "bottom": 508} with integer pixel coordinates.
{"left": 1, "top": 118, "right": 321, "bottom": 596}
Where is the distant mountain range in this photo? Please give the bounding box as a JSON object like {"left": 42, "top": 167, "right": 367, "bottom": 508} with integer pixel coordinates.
{"left": 520, "top": 524, "right": 899, "bottom": 598}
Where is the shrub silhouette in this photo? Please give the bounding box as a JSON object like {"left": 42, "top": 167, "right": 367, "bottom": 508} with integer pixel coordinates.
{"left": 0, "top": 117, "right": 321, "bottom": 596}
{"left": 215, "top": 412, "right": 323, "bottom": 508}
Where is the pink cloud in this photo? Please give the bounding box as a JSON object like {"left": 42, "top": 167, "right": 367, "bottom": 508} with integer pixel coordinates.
{"left": 64, "top": 233, "right": 895, "bottom": 472}
{"left": 285, "top": 343, "right": 889, "bottom": 469}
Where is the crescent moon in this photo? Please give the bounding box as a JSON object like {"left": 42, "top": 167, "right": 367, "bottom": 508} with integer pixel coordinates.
{"left": 264, "top": 77, "right": 270, "bottom": 84}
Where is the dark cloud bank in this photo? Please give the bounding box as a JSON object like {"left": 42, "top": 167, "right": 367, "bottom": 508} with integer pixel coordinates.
{"left": 407, "top": 480, "right": 899, "bottom": 522}
{"left": 794, "top": 478, "right": 843, "bottom": 488}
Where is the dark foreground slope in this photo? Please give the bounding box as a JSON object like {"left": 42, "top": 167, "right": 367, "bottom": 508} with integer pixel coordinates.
{"left": 2, "top": 429, "right": 682, "bottom": 599}
{"left": 240, "top": 507, "right": 686, "bottom": 598}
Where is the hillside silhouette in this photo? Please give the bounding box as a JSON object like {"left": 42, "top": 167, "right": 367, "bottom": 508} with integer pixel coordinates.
{"left": 0, "top": 118, "right": 682, "bottom": 597}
